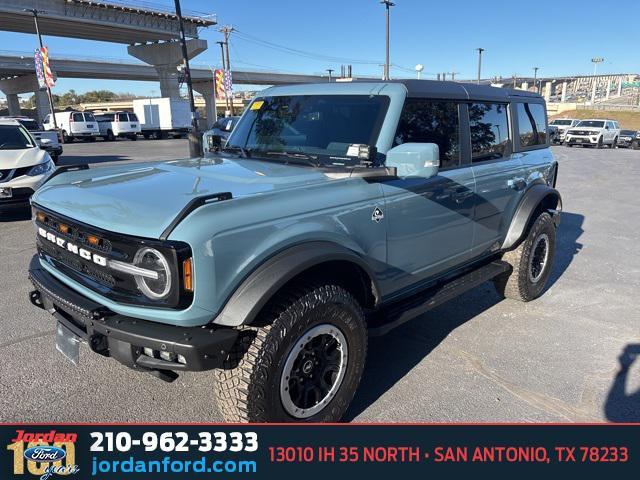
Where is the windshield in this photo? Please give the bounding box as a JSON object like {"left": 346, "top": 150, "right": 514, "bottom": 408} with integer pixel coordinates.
{"left": 550, "top": 119, "right": 573, "bottom": 126}
{"left": 576, "top": 120, "right": 604, "bottom": 128}
{"left": 0, "top": 124, "right": 36, "bottom": 149}
{"left": 226, "top": 95, "right": 390, "bottom": 166}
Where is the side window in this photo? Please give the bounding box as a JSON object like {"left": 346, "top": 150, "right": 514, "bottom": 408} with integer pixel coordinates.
{"left": 43, "top": 114, "right": 50, "bottom": 124}
{"left": 469, "top": 103, "right": 510, "bottom": 162}
{"left": 516, "top": 103, "right": 547, "bottom": 147}
{"left": 393, "top": 99, "right": 460, "bottom": 169}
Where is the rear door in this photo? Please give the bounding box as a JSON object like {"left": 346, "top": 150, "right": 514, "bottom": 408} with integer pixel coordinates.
{"left": 469, "top": 102, "right": 525, "bottom": 256}
{"left": 83, "top": 112, "right": 98, "bottom": 134}
{"left": 380, "top": 99, "right": 476, "bottom": 295}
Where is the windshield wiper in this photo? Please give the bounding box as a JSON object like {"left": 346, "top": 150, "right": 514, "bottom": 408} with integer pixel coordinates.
{"left": 222, "top": 145, "right": 251, "bottom": 158}
{"left": 263, "top": 151, "right": 321, "bottom": 167}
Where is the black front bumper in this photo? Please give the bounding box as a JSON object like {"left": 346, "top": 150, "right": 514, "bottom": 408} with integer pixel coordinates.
{"left": 28, "top": 255, "right": 238, "bottom": 377}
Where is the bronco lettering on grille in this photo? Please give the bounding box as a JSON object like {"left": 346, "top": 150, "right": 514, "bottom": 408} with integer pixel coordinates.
{"left": 38, "top": 227, "right": 107, "bottom": 267}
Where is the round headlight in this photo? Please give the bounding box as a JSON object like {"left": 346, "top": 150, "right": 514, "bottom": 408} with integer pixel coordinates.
{"left": 133, "top": 247, "right": 172, "bottom": 299}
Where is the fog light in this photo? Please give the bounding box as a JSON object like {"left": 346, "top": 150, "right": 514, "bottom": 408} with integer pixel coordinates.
{"left": 143, "top": 347, "right": 154, "bottom": 357}
{"left": 160, "top": 351, "right": 176, "bottom": 362}
{"left": 177, "top": 354, "right": 187, "bottom": 365}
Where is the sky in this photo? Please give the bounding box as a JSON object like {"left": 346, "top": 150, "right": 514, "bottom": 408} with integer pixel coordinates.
{"left": 1, "top": 0, "right": 639, "bottom": 100}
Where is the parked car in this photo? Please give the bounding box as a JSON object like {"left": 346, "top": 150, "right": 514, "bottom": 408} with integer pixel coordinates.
{"left": 27, "top": 80, "right": 561, "bottom": 423}
{"left": 202, "top": 116, "right": 240, "bottom": 153}
{"left": 2, "top": 116, "right": 62, "bottom": 163}
{"left": 95, "top": 112, "right": 141, "bottom": 141}
{"left": 564, "top": 119, "right": 620, "bottom": 148}
{"left": 0, "top": 118, "right": 54, "bottom": 207}
{"left": 617, "top": 130, "right": 638, "bottom": 149}
{"left": 43, "top": 111, "right": 99, "bottom": 142}
{"left": 548, "top": 118, "right": 580, "bottom": 144}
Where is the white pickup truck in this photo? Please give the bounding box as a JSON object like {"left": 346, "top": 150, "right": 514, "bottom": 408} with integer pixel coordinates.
{"left": 7, "top": 116, "right": 62, "bottom": 163}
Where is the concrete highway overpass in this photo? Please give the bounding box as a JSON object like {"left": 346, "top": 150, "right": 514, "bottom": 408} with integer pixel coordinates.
{"left": 0, "top": 0, "right": 213, "bottom": 43}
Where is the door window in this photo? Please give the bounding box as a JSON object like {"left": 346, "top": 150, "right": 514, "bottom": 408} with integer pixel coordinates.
{"left": 72, "top": 113, "right": 83, "bottom": 122}
{"left": 393, "top": 99, "right": 460, "bottom": 169}
{"left": 516, "top": 103, "right": 547, "bottom": 147}
{"left": 469, "top": 103, "right": 510, "bottom": 162}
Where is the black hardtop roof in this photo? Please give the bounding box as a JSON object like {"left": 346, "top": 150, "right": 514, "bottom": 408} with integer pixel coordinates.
{"left": 392, "top": 79, "right": 544, "bottom": 102}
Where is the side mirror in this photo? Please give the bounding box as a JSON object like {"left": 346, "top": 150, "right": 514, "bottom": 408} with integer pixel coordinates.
{"left": 605, "top": 125, "right": 609, "bottom": 130}
{"left": 39, "top": 138, "right": 52, "bottom": 146}
{"left": 385, "top": 143, "right": 440, "bottom": 178}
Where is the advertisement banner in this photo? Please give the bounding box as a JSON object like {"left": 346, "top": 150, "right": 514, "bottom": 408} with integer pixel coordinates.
{"left": 33, "top": 49, "right": 46, "bottom": 90}
{"left": 41, "top": 47, "right": 55, "bottom": 88}
{"left": 2, "top": 424, "right": 639, "bottom": 479}
{"left": 214, "top": 69, "right": 226, "bottom": 100}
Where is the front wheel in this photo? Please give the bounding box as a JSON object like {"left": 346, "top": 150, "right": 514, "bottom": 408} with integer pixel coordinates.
{"left": 596, "top": 136, "right": 603, "bottom": 149}
{"left": 494, "top": 212, "right": 556, "bottom": 302}
{"left": 214, "top": 284, "right": 367, "bottom": 422}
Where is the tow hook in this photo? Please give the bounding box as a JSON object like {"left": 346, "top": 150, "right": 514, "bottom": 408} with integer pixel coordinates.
{"left": 29, "top": 290, "right": 43, "bottom": 309}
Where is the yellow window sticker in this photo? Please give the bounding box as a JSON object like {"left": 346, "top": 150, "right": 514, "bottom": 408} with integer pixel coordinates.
{"left": 251, "top": 100, "right": 264, "bottom": 110}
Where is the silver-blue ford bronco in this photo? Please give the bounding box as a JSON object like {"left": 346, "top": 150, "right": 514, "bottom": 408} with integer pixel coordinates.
{"left": 28, "top": 80, "right": 561, "bottom": 422}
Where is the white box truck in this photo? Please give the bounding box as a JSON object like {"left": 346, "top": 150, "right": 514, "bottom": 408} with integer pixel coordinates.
{"left": 132, "top": 98, "right": 192, "bottom": 139}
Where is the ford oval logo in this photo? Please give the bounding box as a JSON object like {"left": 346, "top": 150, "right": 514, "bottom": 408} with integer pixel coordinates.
{"left": 23, "top": 446, "right": 66, "bottom": 463}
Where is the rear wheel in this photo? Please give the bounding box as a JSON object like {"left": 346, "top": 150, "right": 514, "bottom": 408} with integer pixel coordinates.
{"left": 214, "top": 284, "right": 367, "bottom": 423}
{"left": 106, "top": 130, "right": 115, "bottom": 141}
{"left": 610, "top": 137, "right": 617, "bottom": 149}
{"left": 129, "top": 134, "right": 137, "bottom": 141}
{"left": 494, "top": 212, "right": 556, "bottom": 302}
{"left": 61, "top": 130, "right": 71, "bottom": 143}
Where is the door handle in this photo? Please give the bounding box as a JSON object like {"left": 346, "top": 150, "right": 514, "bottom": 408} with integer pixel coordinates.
{"left": 508, "top": 178, "right": 527, "bottom": 191}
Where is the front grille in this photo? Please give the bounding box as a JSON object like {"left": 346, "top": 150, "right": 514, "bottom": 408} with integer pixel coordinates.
{"left": 569, "top": 131, "right": 593, "bottom": 136}
{"left": 33, "top": 204, "right": 193, "bottom": 309}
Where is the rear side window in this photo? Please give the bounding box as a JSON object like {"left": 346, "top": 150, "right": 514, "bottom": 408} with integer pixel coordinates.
{"left": 117, "top": 113, "right": 129, "bottom": 122}
{"left": 517, "top": 103, "right": 547, "bottom": 147}
{"left": 129, "top": 113, "right": 138, "bottom": 122}
{"left": 393, "top": 99, "right": 460, "bottom": 169}
{"left": 469, "top": 103, "right": 510, "bottom": 162}
{"left": 72, "top": 113, "right": 83, "bottom": 122}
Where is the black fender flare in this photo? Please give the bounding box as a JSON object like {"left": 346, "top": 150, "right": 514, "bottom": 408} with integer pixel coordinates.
{"left": 502, "top": 184, "right": 562, "bottom": 250}
{"left": 214, "top": 241, "right": 381, "bottom": 327}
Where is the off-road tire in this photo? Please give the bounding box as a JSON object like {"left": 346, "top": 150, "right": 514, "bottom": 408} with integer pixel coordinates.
{"left": 214, "top": 284, "right": 367, "bottom": 423}
{"left": 494, "top": 212, "right": 556, "bottom": 302}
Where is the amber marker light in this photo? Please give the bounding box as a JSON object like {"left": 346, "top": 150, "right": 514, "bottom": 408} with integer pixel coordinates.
{"left": 183, "top": 258, "right": 193, "bottom": 292}
{"left": 36, "top": 211, "right": 45, "bottom": 223}
{"left": 87, "top": 235, "right": 100, "bottom": 246}
{"left": 58, "top": 224, "right": 69, "bottom": 234}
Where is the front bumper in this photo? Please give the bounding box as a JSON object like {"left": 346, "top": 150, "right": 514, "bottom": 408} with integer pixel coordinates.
{"left": 565, "top": 135, "right": 599, "bottom": 145}
{"left": 28, "top": 255, "right": 238, "bottom": 377}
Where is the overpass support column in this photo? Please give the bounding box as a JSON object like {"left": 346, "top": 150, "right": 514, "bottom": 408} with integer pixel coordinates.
{"left": 544, "top": 81, "right": 552, "bottom": 101}
{"left": 617, "top": 77, "right": 623, "bottom": 97}
{"left": 4, "top": 93, "right": 21, "bottom": 116}
{"left": 560, "top": 81, "right": 567, "bottom": 103}
{"left": 192, "top": 82, "right": 217, "bottom": 129}
{"left": 605, "top": 79, "right": 611, "bottom": 100}
{"left": 34, "top": 90, "right": 50, "bottom": 124}
{"left": 128, "top": 40, "right": 207, "bottom": 99}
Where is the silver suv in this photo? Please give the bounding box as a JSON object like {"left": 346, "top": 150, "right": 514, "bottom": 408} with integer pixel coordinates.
{"left": 565, "top": 119, "right": 620, "bottom": 148}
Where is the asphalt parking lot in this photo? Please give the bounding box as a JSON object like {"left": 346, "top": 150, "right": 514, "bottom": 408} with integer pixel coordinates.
{"left": 0, "top": 140, "right": 638, "bottom": 422}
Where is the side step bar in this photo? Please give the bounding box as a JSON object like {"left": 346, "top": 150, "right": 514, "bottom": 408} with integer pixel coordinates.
{"left": 367, "top": 260, "right": 511, "bottom": 337}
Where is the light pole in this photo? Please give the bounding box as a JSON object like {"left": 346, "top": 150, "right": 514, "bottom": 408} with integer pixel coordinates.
{"left": 326, "top": 69, "right": 334, "bottom": 82}
{"left": 219, "top": 25, "right": 234, "bottom": 116}
{"left": 415, "top": 64, "right": 424, "bottom": 79}
{"left": 23, "top": 9, "right": 59, "bottom": 138}
{"left": 591, "top": 57, "right": 604, "bottom": 75}
{"left": 380, "top": 1, "right": 395, "bottom": 81}
{"left": 476, "top": 48, "right": 484, "bottom": 84}
{"left": 533, "top": 66, "right": 539, "bottom": 94}
{"left": 216, "top": 40, "right": 230, "bottom": 115}
{"left": 173, "top": 0, "right": 201, "bottom": 157}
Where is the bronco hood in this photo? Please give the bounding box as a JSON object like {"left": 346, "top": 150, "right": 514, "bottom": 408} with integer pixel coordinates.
{"left": 32, "top": 156, "right": 334, "bottom": 239}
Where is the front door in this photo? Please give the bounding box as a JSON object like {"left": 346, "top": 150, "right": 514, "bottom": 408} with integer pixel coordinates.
{"left": 380, "top": 99, "right": 475, "bottom": 298}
